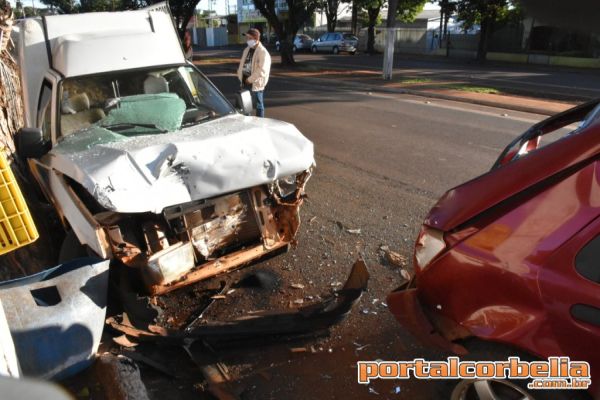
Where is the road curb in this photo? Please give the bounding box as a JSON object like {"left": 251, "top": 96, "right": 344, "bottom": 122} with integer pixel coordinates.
{"left": 271, "top": 72, "right": 566, "bottom": 116}
{"left": 198, "top": 63, "right": 570, "bottom": 116}
{"left": 378, "top": 87, "right": 561, "bottom": 116}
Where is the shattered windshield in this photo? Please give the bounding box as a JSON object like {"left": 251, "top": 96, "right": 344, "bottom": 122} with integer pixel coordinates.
{"left": 58, "top": 65, "right": 234, "bottom": 139}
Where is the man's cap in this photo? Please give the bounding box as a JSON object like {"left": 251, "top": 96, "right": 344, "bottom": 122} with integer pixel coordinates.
{"left": 245, "top": 28, "right": 261, "bottom": 38}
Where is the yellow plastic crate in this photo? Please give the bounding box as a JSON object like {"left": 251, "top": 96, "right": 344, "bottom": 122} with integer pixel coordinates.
{"left": 0, "top": 151, "right": 38, "bottom": 255}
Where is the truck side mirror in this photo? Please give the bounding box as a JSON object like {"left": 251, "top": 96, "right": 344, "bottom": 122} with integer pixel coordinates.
{"left": 235, "top": 90, "right": 254, "bottom": 116}
{"left": 17, "top": 128, "right": 50, "bottom": 159}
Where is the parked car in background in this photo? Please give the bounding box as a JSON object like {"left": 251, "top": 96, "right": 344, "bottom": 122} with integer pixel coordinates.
{"left": 311, "top": 32, "right": 357, "bottom": 54}
{"left": 275, "top": 34, "right": 313, "bottom": 52}
{"left": 387, "top": 100, "right": 600, "bottom": 399}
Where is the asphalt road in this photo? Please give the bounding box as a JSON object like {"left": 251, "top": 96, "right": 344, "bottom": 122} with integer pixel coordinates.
{"left": 139, "top": 65, "right": 554, "bottom": 400}
{"left": 207, "top": 62, "right": 546, "bottom": 198}
{"left": 199, "top": 46, "right": 600, "bottom": 100}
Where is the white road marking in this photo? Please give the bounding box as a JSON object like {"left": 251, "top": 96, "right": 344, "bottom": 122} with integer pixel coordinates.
{"left": 353, "top": 91, "right": 547, "bottom": 124}
{"left": 269, "top": 73, "right": 548, "bottom": 123}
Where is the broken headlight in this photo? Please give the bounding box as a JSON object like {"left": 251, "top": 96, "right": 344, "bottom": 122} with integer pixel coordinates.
{"left": 414, "top": 226, "right": 446, "bottom": 272}
{"left": 275, "top": 174, "right": 298, "bottom": 198}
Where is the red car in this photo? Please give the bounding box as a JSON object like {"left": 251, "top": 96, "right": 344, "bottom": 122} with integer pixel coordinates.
{"left": 388, "top": 100, "right": 600, "bottom": 399}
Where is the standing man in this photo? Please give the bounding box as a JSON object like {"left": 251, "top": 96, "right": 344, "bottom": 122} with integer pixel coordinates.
{"left": 183, "top": 30, "right": 193, "bottom": 61}
{"left": 237, "top": 28, "right": 271, "bottom": 117}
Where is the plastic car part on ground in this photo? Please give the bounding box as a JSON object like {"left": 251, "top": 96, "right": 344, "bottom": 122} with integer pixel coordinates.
{"left": 0, "top": 299, "right": 19, "bottom": 377}
{"left": 0, "top": 258, "right": 109, "bottom": 379}
{"left": 107, "top": 259, "right": 369, "bottom": 344}
{"left": 0, "top": 376, "right": 73, "bottom": 400}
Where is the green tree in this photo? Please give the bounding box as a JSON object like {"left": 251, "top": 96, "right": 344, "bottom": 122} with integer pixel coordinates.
{"left": 363, "top": 0, "right": 384, "bottom": 53}
{"left": 438, "top": 0, "right": 456, "bottom": 46}
{"left": 322, "top": 0, "right": 341, "bottom": 31}
{"left": 169, "top": 0, "right": 203, "bottom": 38}
{"left": 252, "top": 0, "right": 320, "bottom": 65}
{"left": 350, "top": 0, "right": 358, "bottom": 34}
{"left": 455, "top": 0, "right": 519, "bottom": 61}
{"left": 38, "top": 0, "right": 151, "bottom": 14}
{"left": 357, "top": 0, "right": 424, "bottom": 54}
{"left": 39, "top": 0, "right": 78, "bottom": 13}
{"left": 37, "top": 0, "right": 197, "bottom": 40}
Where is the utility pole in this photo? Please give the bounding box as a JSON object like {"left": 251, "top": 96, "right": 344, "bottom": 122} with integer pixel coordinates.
{"left": 382, "top": 0, "right": 398, "bottom": 80}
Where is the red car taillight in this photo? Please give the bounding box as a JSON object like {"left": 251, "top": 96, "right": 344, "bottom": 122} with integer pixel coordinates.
{"left": 414, "top": 226, "right": 446, "bottom": 272}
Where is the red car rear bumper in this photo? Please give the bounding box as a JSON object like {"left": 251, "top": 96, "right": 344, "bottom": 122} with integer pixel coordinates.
{"left": 386, "top": 287, "right": 468, "bottom": 355}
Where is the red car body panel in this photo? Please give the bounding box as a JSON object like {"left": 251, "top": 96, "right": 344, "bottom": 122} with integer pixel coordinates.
{"left": 426, "top": 103, "right": 600, "bottom": 231}
{"left": 388, "top": 103, "right": 600, "bottom": 398}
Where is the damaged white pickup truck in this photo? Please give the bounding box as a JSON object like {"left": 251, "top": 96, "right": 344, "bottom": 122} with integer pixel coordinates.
{"left": 12, "top": 6, "right": 314, "bottom": 294}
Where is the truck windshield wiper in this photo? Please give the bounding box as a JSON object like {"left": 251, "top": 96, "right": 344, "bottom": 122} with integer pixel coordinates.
{"left": 101, "top": 122, "right": 167, "bottom": 133}
{"left": 182, "top": 111, "right": 220, "bottom": 127}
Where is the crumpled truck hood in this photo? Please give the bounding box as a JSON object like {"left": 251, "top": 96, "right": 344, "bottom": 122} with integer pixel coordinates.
{"left": 48, "top": 115, "right": 315, "bottom": 213}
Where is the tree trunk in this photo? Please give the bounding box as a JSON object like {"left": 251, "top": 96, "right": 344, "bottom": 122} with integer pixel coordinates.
{"left": 178, "top": 11, "right": 195, "bottom": 39}
{"left": 279, "top": 32, "right": 296, "bottom": 66}
{"left": 326, "top": 16, "right": 336, "bottom": 32}
{"left": 476, "top": 16, "right": 492, "bottom": 62}
{"left": 366, "top": 6, "right": 380, "bottom": 54}
{"left": 351, "top": 1, "right": 358, "bottom": 35}
{"left": 367, "top": 22, "right": 375, "bottom": 53}
{"left": 439, "top": 9, "right": 444, "bottom": 47}
{"left": 443, "top": 11, "right": 449, "bottom": 39}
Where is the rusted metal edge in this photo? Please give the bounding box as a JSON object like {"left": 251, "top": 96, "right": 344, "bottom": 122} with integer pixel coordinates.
{"left": 149, "top": 242, "right": 289, "bottom": 295}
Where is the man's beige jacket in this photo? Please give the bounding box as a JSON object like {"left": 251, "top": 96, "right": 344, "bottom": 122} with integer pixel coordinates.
{"left": 237, "top": 42, "right": 271, "bottom": 92}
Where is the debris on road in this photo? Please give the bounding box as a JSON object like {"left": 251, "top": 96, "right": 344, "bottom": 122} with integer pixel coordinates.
{"left": 183, "top": 343, "right": 242, "bottom": 400}
{"left": 383, "top": 249, "right": 407, "bottom": 268}
{"left": 94, "top": 353, "right": 149, "bottom": 400}
{"left": 379, "top": 245, "right": 408, "bottom": 268}
{"left": 108, "top": 259, "right": 369, "bottom": 344}
{"left": 290, "top": 347, "right": 308, "bottom": 353}
{"left": 400, "top": 269, "right": 412, "bottom": 281}
{"left": 353, "top": 341, "right": 371, "bottom": 351}
{"left": 113, "top": 335, "right": 138, "bottom": 348}
{"left": 368, "top": 387, "right": 379, "bottom": 395}
{"left": 121, "top": 349, "right": 179, "bottom": 379}
{"left": 290, "top": 283, "right": 305, "bottom": 290}
{"left": 346, "top": 228, "right": 362, "bottom": 235}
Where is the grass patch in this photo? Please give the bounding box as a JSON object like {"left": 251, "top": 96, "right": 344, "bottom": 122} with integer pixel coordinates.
{"left": 397, "top": 77, "right": 433, "bottom": 84}
{"left": 445, "top": 84, "right": 501, "bottom": 94}
{"left": 195, "top": 58, "right": 238, "bottom": 65}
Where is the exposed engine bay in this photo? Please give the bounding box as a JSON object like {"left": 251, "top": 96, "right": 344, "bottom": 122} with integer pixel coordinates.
{"left": 93, "top": 171, "right": 311, "bottom": 294}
